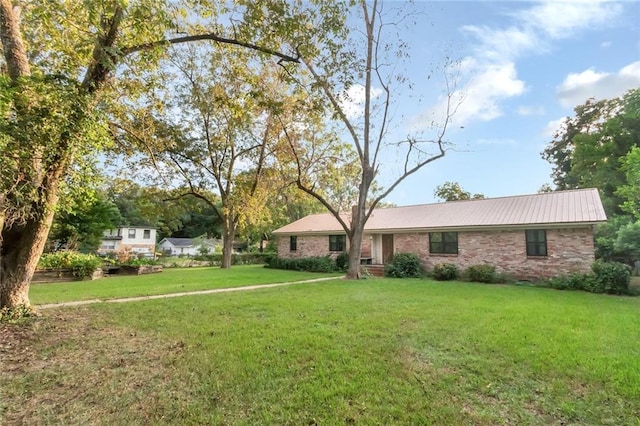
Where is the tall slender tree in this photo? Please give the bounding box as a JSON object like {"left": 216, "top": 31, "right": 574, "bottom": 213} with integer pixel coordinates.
{"left": 0, "top": 0, "right": 344, "bottom": 313}
{"left": 280, "top": 0, "right": 461, "bottom": 278}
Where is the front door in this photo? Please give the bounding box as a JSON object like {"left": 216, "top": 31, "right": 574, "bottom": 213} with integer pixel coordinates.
{"left": 382, "top": 234, "right": 394, "bottom": 264}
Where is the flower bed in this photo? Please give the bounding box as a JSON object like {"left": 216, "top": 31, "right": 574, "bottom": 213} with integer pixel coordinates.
{"left": 32, "top": 268, "right": 103, "bottom": 283}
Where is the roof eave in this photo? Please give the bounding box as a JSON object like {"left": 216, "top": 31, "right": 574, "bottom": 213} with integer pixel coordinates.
{"left": 273, "top": 220, "right": 606, "bottom": 235}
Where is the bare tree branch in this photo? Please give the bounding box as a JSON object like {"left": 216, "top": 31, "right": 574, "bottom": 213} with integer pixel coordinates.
{"left": 302, "top": 58, "right": 363, "bottom": 160}
{"left": 279, "top": 119, "right": 352, "bottom": 236}
{"left": 121, "top": 33, "right": 300, "bottom": 64}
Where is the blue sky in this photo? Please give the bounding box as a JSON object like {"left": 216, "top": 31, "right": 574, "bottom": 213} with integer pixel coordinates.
{"left": 363, "top": 0, "right": 640, "bottom": 205}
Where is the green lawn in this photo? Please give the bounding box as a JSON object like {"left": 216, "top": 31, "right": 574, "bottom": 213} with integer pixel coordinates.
{"left": 29, "top": 265, "right": 343, "bottom": 305}
{"left": 2, "top": 277, "right": 639, "bottom": 424}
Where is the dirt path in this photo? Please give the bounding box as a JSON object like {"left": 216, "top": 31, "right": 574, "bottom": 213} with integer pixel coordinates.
{"left": 37, "top": 276, "right": 343, "bottom": 310}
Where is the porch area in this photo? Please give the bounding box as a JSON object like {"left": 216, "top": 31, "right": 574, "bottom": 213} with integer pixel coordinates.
{"left": 358, "top": 233, "right": 394, "bottom": 277}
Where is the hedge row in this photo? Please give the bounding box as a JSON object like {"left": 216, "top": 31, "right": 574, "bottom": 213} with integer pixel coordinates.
{"left": 265, "top": 256, "right": 338, "bottom": 273}
{"left": 548, "top": 260, "right": 631, "bottom": 295}
{"left": 193, "top": 253, "right": 270, "bottom": 265}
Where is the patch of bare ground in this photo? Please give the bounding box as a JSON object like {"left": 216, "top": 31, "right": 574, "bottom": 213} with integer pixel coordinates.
{"left": 0, "top": 308, "right": 191, "bottom": 425}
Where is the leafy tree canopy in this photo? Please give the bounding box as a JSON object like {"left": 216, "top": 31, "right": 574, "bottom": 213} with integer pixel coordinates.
{"left": 47, "top": 194, "right": 121, "bottom": 253}
{"left": 542, "top": 88, "right": 640, "bottom": 264}
{"left": 434, "top": 181, "right": 485, "bottom": 202}
{"left": 542, "top": 88, "right": 640, "bottom": 215}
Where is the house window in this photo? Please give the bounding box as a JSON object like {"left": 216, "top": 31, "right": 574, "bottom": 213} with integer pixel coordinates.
{"left": 128, "top": 229, "right": 136, "bottom": 239}
{"left": 329, "top": 235, "right": 346, "bottom": 252}
{"left": 429, "top": 232, "right": 458, "bottom": 255}
{"left": 526, "top": 230, "right": 547, "bottom": 256}
{"left": 100, "top": 242, "right": 115, "bottom": 250}
{"left": 143, "top": 229, "right": 151, "bottom": 239}
{"left": 290, "top": 236, "right": 297, "bottom": 251}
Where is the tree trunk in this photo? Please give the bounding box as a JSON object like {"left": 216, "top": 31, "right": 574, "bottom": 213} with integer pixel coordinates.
{"left": 0, "top": 0, "right": 31, "bottom": 79}
{"left": 345, "top": 201, "right": 367, "bottom": 279}
{"left": 346, "top": 227, "right": 363, "bottom": 279}
{"left": 0, "top": 167, "right": 64, "bottom": 310}
{"left": 220, "top": 219, "right": 236, "bottom": 269}
{"left": 0, "top": 212, "right": 58, "bottom": 310}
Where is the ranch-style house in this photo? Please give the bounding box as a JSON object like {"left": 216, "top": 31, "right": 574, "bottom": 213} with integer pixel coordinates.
{"left": 272, "top": 188, "right": 607, "bottom": 279}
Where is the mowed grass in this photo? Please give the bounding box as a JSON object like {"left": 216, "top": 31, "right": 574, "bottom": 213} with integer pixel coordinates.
{"left": 29, "top": 265, "right": 343, "bottom": 305}
{"left": 2, "top": 278, "right": 639, "bottom": 425}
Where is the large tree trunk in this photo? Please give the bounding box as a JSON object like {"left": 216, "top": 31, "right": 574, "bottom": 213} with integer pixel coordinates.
{"left": 346, "top": 201, "right": 367, "bottom": 279}
{"left": 0, "top": 161, "right": 66, "bottom": 310}
{"left": 0, "top": 219, "right": 52, "bottom": 308}
{"left": 0, "top": 191, "right": 61, "bottom": 310}
{"left": 220, "top": 218, "right": 236, "bottom": 269}
{"left": 346, "top": 227, "right": 363, "bottom": 279}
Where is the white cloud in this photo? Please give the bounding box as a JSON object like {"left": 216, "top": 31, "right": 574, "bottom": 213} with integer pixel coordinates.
{"left": 452, "top": 62, "right": 526, "bottom": 124}
{"left": 463, "top": 0, "right": 622, "bottom": 65}
{"left": 517, "top": 105, "right": 546, "bottom": 116}
{"left": 339, "top": 84, "right": 383, "bottom": 120}
{"left": 557, "top": 61, "right": 640, "bottom": 107}
{"left": 542, "top": 117, "right": 567, "bottom": 138}
{"left": 461, "top": 25, "right": 541, "bottom": 63}
{"left": 518, "top": 0, "right": 623, "bottom": 40}
{"left": 410, "top": 61, "right": 526, "bottom": 129}
{"left": 601, "top": 41, "right": 612, "bottom": 48}
{"left": 412, "top": 0, "right": 626, "bottom": 130}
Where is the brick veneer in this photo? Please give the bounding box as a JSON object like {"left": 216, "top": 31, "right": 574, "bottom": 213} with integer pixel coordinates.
{"left": 393, "top": 227, "right": 595, "bottom": 280}
{"left": 277, "top": 235, "right": 348, "bottom": 259}
{"left": 278, "top": 226, "right": 596, "bottom": 279}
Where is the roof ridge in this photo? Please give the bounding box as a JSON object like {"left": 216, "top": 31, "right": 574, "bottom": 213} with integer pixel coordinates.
{"left": 377, "top": 188, "right": 599, "bottom": 210}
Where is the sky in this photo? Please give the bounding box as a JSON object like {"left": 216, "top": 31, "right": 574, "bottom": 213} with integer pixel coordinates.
{"left": 364, "top": 0, "right": 640, "bottom": 206}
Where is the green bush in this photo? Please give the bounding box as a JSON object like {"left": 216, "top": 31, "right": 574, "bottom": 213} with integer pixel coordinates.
{"left": 547, "top": 273, "right": 594, "bottom": 291}
{"left": 385, "top": 253, "right": 422, "bottom": 278}
{"left": 335, "top": 252, "right": 349, "bottom": 272}
{"left": 265, "top": 256, "right": 337, "bottom": 273}
{"left": 38, "top": 251, "right": 103, "bottom": 280}
{"left": 545, "top": 261, "right": 630, "bottom": 295}
{"left": 432, "top": 263, "right": 459, "bottom": 281}
{"left": 465, "top": 264, "right": 496, "bottom": 283}
{"left": 591, "top": 260, "right": 631, "bottom": 295}
{"left": 122, "top": 258, "right": 157, "bottom": 267}
{"left": 192, "top": 252, "right": 269, "bottom": 266}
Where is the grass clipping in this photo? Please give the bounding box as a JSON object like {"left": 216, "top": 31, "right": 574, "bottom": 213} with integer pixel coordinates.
{"left": 0, "top": 308, "right": 191, "bottom": 424}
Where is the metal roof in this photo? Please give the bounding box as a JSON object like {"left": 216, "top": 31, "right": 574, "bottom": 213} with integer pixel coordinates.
{"left": 273, "top": 188, "right": 607, "bottom": 234}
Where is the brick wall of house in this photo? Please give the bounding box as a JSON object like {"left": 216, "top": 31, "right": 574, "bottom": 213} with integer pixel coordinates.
{"left": 278, "top": 227, "right": 595, "bottom": 279}
{"left": 277, "top": 235, "right": 349, "bottom": 259}
{"left": 394, "top": 227, "right": 595, "bottom": 279}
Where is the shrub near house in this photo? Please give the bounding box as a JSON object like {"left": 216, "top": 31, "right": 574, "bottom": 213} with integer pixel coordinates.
{"left": 548, "top": 260, "right": 631, "bottom": 295}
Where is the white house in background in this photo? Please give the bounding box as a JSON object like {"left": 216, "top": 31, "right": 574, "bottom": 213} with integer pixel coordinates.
{"left": 158, "top": 237, "right": 222, "bottom": 256}
{"left": 98, "top": 226, "right": 157, "bottom": 256}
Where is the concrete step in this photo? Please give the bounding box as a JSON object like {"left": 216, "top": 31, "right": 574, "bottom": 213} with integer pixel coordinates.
{"left": 361, "top": 264, "right": 385, "bottom": 277}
